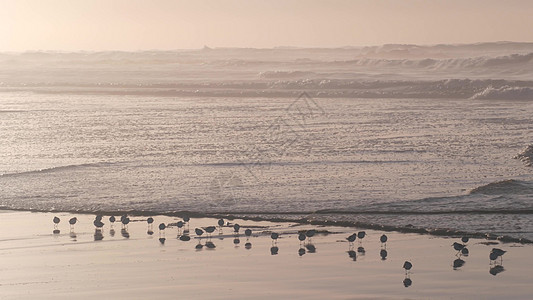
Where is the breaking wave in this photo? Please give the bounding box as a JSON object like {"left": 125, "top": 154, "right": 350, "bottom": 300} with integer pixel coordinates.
{"left": 4, "top": 78, "right": 533, "bottom": 100}
{"left": 469, "top": 179, "right": 533, "bottom": 195}
{"left": 514, "top": 145, "right": 533, "bottom": 166}
{"left": 0, "top": 162, "right": 119, "bottom": 178}
{"left": 470, "top": 85, "right": 533, "bottom": 100}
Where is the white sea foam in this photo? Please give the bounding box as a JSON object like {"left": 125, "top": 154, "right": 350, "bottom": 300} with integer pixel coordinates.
{"left": 471, "top": 85, "right": 533, "bottom": 100}
{"left": 514, "top": 145, "right": 533, "bottom": 167}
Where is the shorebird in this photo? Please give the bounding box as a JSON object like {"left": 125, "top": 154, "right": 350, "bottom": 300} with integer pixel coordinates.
{"left": 491, "top": 248, "right": 506, "bottom": 257}
{"left": 271, "top": 232, "right": 279, "bottom": 244}
{"left": 490, "top": 248, "right": 506, "bottom": 264}
{"left": 95, "top": 215, "right": 103, "bottom": 222}
{"left": 147, "top": 218, "right": 155, "bottom": 235}
{"left": 461, "top": 248, "right": 469, "bottom": 256}
{"left": 270, "top": 246, "right": 279, "bottom": 255}
{"left": 306, "top": 229, "right": 316, "bottom": 242}
{"left": 147, "top": 217, "right": 154, "bottom": 228}
{"left": 194, "top": 228, "right": 204, "bottom": 248}
{"left": 233, "top": 224, "right": 240, "bottom": 233}
{"left": 109, "top": 216, "right": 116, "bottom": 223}
{"left": 244, "top": 228, "right": 252, "bottom": 238}
{"left": 298, "top": 248, "right": 306, "bottom": 256}
{"left": 217, "top": 219, "right": 224, "bottom": 234}
{"left": 452, "top": 242, "right": 465, "bottom": 251}
{"left": 176, "top": 221, "right": 184, "bottom": 236}
{"left": 195, "top": 228, "right": 204, "bottom": 238}
{"left": 177, "top": 221, "right": 184, "bottom": 228}
{"left": 489, "top": 251, "right": 499, "bottom": 261}
{"left": 69, "top": 217, "right": 78, "bottom": 230}
{"left": 403, "top": 261, "right": 413, "bottom": 274}
{"left": 53, "top": 216, "right": 61, "bottom": 233}
{"left": 357, "top": 231, "right": 366, "bottom": 241}
{"left": 205, "top": 226, "right": 216, "bottom": 238}
{"left": 380, "top": 234, "right": 388, "bottom": 244}
{"left": 183, "top": 216, "right": 190, "bottom": 232}
{"left": 357, "top": 231, "right": 366, "bottom": 246}
{"left": 121, "top": 215, "right": 130, "bottom": 229}
{"left": 346, "top": 233, "right": 357, "bottom": 247}
{"left": 347, "top": 250, "right": 356, "bottom": 261}
{"left": 298, "top": 232, "right": 306, "bottom": 245}
{"left": 159, "top": 223, "right": 166, "bottom": 231}
{"left": 461, "top": 236, "right": 469, "bottom": 244}
{"left": 93, "top": 219, "right": 104, "bottom": 229}
{"left": 379, "top": 234, "right": 388, "bottom": 247}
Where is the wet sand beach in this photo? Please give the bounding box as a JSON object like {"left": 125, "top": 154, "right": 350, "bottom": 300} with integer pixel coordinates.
{"left": 1, "top": 210, "right": 532, "bottom": 299}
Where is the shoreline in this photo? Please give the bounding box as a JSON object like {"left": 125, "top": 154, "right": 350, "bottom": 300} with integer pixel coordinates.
{"left": 2, "top": 208, "right": 531, "bottom": 245}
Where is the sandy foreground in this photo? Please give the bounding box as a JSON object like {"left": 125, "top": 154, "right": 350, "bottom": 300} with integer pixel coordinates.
{"left": 0, "top": 210, "right": 532, "bottom": 299}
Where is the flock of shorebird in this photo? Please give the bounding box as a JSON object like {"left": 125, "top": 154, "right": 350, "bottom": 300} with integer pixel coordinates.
{"left": 52, "top": 215, "right": 508, "bottom": 284}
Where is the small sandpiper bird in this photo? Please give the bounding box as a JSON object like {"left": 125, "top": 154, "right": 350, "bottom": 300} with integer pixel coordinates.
{"left": 271, "top": 232, "right": 279, "bottom": 245}
{"left": 403, "top": 261, "right": 413, "bottom": 274}
{"left": 380, "top": 234, "right": 388, "bottom": 248}
{"left": 69, "top": 217, "right": 78, "bottom": 231}
{"left": 490, "top": 248, "right": 507, "bottom": 264}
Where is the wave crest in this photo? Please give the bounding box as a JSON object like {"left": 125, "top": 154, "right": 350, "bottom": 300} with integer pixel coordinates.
{"left": 0, "top": 162, "right": 118, "bottom": 178}
{"left": 514, "top": 145, "right": 533, "bottom": 167}
{"left": 469, "top": 179, "right": 533, "bottom": 195}
{"left": 470, "top": 85, "right": 533, "bottom": 100}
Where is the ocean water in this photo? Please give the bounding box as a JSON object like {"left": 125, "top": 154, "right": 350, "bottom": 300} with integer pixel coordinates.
{"left": 1, "top": 43, "right": 532, "bottom": 240}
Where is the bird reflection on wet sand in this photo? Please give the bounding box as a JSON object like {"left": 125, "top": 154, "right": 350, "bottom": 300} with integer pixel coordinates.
{"left": 453, "top": 258, "right": 465, "bottom": 270}
{"left": 490, "top": 265, "right": 505, "bottom": 276}
{"left": 403, "top": 277, "right": 412, "bottom": 288}
{"left": 380, "top": 249, "right": 388, "bottom": 260}
{"left": 347, "top": 250, "right": 356, "bottom": 261}
{"left": 305, "top": 243, "right": 316, "bottom": 253}
{"left": 205, "top": 241, "right": 216, "bottom": 249}
{"left": 94, "top": 229, "right": 104, "bottom": 241}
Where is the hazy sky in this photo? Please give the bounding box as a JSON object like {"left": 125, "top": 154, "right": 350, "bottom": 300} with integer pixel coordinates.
{"left": 1, "top": 0, "right": 533, "bottom": 51}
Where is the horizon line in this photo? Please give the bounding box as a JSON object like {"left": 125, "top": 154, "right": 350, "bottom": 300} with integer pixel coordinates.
{"left": 2, "top": 40, "right": 533, "bottom": 54}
